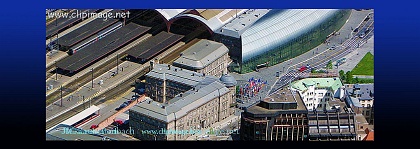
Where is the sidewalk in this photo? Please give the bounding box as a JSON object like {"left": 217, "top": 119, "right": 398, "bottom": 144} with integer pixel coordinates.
{"left": 336, "top": 35, "right": 374, "bottom": 73}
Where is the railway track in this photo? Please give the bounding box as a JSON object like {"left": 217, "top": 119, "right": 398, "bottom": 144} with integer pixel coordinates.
{"left": 46, "top": 65, "right": 150, "bottom": 130}
{"left": 46, "top": 28, "right": 202, "bottom": 129}
{"left": 46, "top": 54, "right": 127, "bottom": 106}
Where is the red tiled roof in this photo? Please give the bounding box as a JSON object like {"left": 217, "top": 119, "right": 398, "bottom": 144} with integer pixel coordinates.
{"left": 363, "top": 128, "right": 374, "bottom": 141}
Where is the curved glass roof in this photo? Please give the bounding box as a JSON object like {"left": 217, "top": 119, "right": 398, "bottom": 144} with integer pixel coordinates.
{"left": 241, "top": 9, "right": 339, "bottom": 62}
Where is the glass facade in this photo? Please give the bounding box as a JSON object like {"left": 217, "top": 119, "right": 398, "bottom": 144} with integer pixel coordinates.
{"left": 221, "top": 9, "right": 351, "bottom": 74}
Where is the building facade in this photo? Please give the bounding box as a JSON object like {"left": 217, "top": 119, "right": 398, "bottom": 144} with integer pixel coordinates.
{"left": 344, "top": 84, "right": 374, "bottom": 125}
{"left": 145, "top": 64, "right": 204, "bottom": 103}
{"left": 130, "top": 77, "right": 235, "bottom": 140}
{"left": 240, "top": 87, "right": 309, "bottom": 141}
{"left": 214, "top": 9, "right": 351, "bottom": 73}
{"left": 291, "top": 77, "right": 344, "bottom": 111}
{"left": 307, "top": 108, "right": 357, "bottom": 141}
{"left": 173, "top": 39, "right": 230, "bottom": 77}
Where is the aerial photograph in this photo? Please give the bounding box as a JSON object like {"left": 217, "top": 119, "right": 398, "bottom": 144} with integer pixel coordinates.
{"left": 45, "top": 9, "right": 374, "bottom": 141}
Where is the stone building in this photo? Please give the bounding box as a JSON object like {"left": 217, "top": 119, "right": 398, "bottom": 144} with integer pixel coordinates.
{"left": 173, "top": 39, "right": 230, "bottom": 77}
{"left": 145, "top": 64, "right": 204, "bottom": 103}
{"left": 130, "top": 77, "right": 235, "bottom": 140}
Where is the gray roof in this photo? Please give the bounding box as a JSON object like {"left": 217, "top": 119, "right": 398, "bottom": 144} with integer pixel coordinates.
{"left": 219, "top": 73, "right": 237, "bottom": 87}
{"left": 173, "top": 39, "right": 229, "bottom": 70}
{"left": 215, "top": 9, "right": 271, "bottom": 38}
{"left": 130, "top": 77, "right": 229, "bottom": 123}
{"left": 353, "top": 84, "right": 374, "bottom": 100}
{"left": 350, "top": 96, "right": 363, "bottom": 107}
{"left": 146, "top": 64, "right": 204, "bottom": 87}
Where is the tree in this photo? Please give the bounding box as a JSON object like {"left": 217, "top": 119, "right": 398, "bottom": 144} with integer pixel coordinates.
{"left": 339, "top": 70, "right": 345, "bottom": 80}
{"left": 354, "top": 77, "right": 359, "bottom": 83}
{"left": 345, "top": 71, "right": 353, "bottom": 83}
{"left": 327, "top": 60, "right": 333, "bottom": 70}
{"left": 236, "top": 85, "right": 240, "bottom": 97}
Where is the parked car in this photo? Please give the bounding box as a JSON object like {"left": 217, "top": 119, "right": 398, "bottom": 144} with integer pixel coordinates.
{"left": 236, "top": 98, "right": 244, "bottom": 104}
{"left": 115, "top": 102, "right": 128, "bottom": 111}
{"left": 90, "top": 124, "right": 98, "bottom": 129}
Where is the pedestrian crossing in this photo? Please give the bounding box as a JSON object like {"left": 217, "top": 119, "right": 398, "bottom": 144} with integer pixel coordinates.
{"left": 269, "top": 71, "right": 307, "bottom": 95}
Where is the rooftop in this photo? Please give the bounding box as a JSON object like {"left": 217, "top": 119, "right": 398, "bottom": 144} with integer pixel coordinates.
{"left": 130, "top": 77, "right": 229, "bottom": 123}
{"left": 146, "top": 64, "right": 204, "bottom": 87}
{"left": 292, "top": 77, "right": 343, "bottom": 92}
{"left": 355, "top": 114, "right": 368, "bottom": 124}
{"left": 264, "top": 88, "right": 298, "bottom": 103}
{"left": 246, "top": 87, "right": 307, "bottom": 116}
{"left": 219, "top": 73, "right": 237, "bottom": 87}
{"left": 353, "top": 84, "right": 374, "bottom": 100}
{"left": 155, "top": 9, "right": 186, "bottom": 20}
{"left": 363, "top": 128, "right": 374, "bottom": 141}
{"left": 215, "top": 9, "right": 271, "bottom": 38}
{"left": 325, "top": 99, "right": 351, "bottom": 113}
{"left": 173, "top": 39, "right": 229, "bottom": 70}
{"left": 56, "top": 23, "right": 150, "bottom": 72}
{"left": 58, "top": 17, "right": 118, "bottom": 47}
{"left": 175, "top": 9, "right": 248, "bottom": 32}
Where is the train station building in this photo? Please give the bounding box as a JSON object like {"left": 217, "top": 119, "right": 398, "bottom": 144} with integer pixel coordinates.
{"left": 130, "top": 76, "right": 235, "bottom": 140}
{"left": 173, "top": 39, "right": 230, "bottom": 77}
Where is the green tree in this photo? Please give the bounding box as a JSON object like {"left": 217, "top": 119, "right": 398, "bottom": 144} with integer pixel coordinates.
{"left": 345, "top": 71, "right": 353, "bottom": 83}
{"left": 327, "top": 60, "right": 333, "bottom": 70}
{"left": 354, "top": 77, "right": 359, "bottom": 83}
{"left": 339, "top": 70, "right": 345, "bottom": 80}
{"left": 235, "top": 85, "right": 240, "bottom": 97}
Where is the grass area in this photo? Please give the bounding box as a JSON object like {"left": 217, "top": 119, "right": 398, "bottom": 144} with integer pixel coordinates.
{"left": 351, "top": 52, "right": 374, "bottom": 75}
{"left": 357, "top": 78, "right": 374, "bottom": 83}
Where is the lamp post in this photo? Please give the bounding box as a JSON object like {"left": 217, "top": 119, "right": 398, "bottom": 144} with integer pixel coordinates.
{"left": 91, "top": 68, "right": 94, "bottom": 89}
{"left": 60, "top": 85, "right": 63, "bottom": 107}
{"left": 55, "top": 65, "right": 58, "bottom": 81}
{"left": 116, "top": 53, "right": 119, "bottom": 75}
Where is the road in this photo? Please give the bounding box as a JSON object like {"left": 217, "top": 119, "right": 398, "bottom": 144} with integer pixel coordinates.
{"left": 230, "top": 9, "right": 373, "bottom": 108}
{"left": 335, "top": 35, "right": 374, "bottom": 73}
{"left": 268, "top": 11, "right": 374, "bottom": 96}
